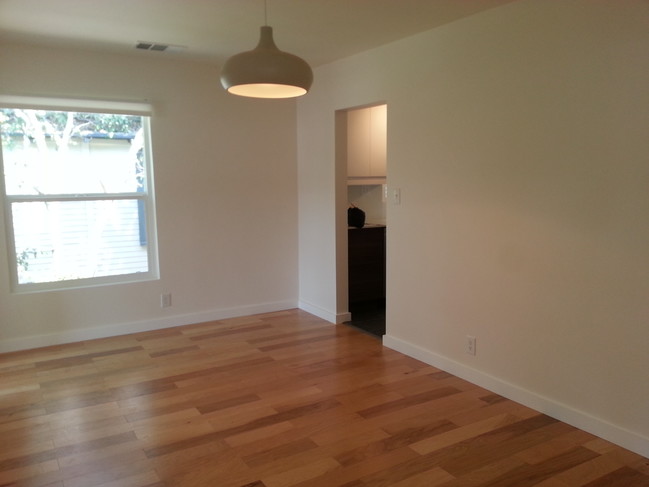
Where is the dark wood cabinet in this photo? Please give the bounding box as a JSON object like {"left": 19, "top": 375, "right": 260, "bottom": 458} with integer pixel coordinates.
{"left": 348, "top": 226, "right": 386, "bottom": 304}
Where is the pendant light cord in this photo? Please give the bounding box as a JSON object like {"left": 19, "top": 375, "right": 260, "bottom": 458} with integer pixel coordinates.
{"left": 264, "top": 0, "right": 268, "bottom": 26}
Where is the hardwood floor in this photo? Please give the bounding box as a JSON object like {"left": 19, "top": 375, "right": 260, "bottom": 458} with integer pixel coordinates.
{"left": 1, "top": 309, "right": 647, "bottom": 487}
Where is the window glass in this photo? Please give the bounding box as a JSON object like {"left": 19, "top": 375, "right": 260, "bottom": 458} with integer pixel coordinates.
{"left": 0, "top": 105, "right": 158, "bottom": 291}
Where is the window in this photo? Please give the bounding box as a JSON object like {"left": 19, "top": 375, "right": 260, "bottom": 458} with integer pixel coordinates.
{"left": 0, "top": 97, "right": 159, "bottom": 292}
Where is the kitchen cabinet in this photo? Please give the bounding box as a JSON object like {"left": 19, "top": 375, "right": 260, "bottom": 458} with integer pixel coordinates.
{"left": 348, "top": 226, "right": 386, "bottom": 304}
{"left": 347, "top": 104, "right": 386, "bottom": 185}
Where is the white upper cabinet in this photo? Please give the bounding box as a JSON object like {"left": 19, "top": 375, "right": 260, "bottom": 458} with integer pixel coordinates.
{"left": 347, "top": 104, "right": 386, "bottom": 184}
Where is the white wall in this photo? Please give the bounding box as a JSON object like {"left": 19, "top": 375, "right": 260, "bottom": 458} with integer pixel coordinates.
{"left": 297, "top": 0, "right": 649, "bottom": 456}
{"left": 0, "top": 43, "right": 299, "bottom": 351}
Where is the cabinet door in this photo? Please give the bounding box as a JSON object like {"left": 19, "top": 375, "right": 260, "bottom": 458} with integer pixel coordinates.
{"left": 347, "top": 108, "right": 372, "bottom": 178}
{"left": 348, "top": 227, "right": 386, "bottom": 303}
{"left": 369, "top": 104, "right": 387, "bottom": 177}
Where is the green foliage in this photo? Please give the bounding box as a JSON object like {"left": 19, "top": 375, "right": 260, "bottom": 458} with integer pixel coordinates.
{"left": 0, "top": 109, "right": 142, "bottom": 146}
{"left": 16, "top": 248, "right": 37, "bottom": 272}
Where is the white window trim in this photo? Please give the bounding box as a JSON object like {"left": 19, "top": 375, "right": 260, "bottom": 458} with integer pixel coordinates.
{"left": 0, "top": 95, "right": 152, "bottom": 116}
{"left": 0, "top": 97, "right": 159, "bottom": 293}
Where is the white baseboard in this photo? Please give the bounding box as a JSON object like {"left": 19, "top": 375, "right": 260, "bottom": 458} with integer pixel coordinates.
{"left": 0, "top": 300, "right": 297, "bottom": 354}
{"left": 383, "top": 334, "right": 649, "bottom": 459}
{"left": 298, "top": 300, "right": 350, "bottom": 324}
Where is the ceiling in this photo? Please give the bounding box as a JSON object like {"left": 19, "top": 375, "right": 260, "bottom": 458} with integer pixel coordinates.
{"left": 0, "top": 0, "right": 516, "bottom": 67}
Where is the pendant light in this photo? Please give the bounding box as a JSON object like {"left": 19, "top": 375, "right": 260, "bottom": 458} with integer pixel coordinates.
{"left": 220, "top": 0, "right": 313, "bottom": 99}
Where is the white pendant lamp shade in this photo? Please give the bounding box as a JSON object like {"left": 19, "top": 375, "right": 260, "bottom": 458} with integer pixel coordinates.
{"left": 221, "top": 26, "right": 313, "bottom": 99}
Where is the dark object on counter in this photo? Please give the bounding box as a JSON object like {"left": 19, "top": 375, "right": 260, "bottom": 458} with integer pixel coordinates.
{"left": 348, "top": 205, "right": 366, "bottom": 228}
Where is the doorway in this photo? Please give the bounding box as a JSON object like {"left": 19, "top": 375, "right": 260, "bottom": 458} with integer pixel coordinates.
{"left": 336, "top": 103, "right": 387, "bottom": 337}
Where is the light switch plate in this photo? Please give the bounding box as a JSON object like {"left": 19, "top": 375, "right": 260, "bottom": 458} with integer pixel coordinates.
{"left": 391, "top": 188, "right": 401, "bottom": 205}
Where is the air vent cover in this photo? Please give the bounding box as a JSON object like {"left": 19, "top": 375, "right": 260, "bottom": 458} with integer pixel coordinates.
{"left": 135, "top": 41, "right": 186, "bottom": 53}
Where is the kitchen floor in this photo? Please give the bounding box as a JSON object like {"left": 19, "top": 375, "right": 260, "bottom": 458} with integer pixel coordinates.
{"left": 346, "top": 299, "right": 385, "bottom": 337}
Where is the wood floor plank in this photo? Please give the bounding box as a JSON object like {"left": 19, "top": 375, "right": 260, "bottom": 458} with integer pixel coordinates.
{"left": 582, "top": 466, "right": 649, "bottom": 486}
{"left": 476, "top": 446, "right": 600, "bottom": 487}
{"left": 146, "top": 438, "right": 231, "bottom": 479}
{"left": 0, "top": 309, "right": 646, "bottom": 487}
{"left": 390, "top": 466, "right": 455, "bottom": 487}
{"left": 242, "top": 438, "right": 319, "bottom": 468}
{"left": 437, "top": 416, "right": 574, "bottom": 476}
{"left": 356, "top": 386, "right": 462, "bottom": 419}
{"left": 159, "top": 448, "right": 254, "bottom": 487}
{"left": 549, "top": 450, "right": 632, "bottom": 487}
{"left": 261, "top": 457, "right": 340, "bottom": 487}
{"left": 439, "top": 456, "right": 528, "bottom": 487}
{"left": 409, "top": 413, "right": 522, "bottom": 455}
{"left": 335, "top": 418, "right": 457, "bottom": 467}
{"left": 0, "top": 458, "right": 60, "bottom": 486}
{"left": 514, "top": 429, "right": 598, "bottom": 465}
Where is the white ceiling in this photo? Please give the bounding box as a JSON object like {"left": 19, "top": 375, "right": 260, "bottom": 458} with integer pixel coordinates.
{"left": 0, "top": 0, "right": 517, "bottom": 67}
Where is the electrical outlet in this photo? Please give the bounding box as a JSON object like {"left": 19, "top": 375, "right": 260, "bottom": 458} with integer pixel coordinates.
{"left": 160, "top": 293, "right": 172, "bottom": 308}
{"left": 466, "top": 335, "right": 476, "bottom": 355}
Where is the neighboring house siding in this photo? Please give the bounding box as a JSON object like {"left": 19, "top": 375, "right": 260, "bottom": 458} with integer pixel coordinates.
{"left": 14, "top": 200, "right": 147, "bottom": 283}
{"left": 7, "top": 137, "right": 148, "bottom": 284}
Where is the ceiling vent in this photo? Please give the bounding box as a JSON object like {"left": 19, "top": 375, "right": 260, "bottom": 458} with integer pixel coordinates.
{"left": 135, "top": 41, "right": 186, "bottom": 53}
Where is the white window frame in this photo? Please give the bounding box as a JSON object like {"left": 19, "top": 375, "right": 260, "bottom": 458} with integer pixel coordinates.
{"left": 0, "top": 96, "right": 160, "bottom": 293}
